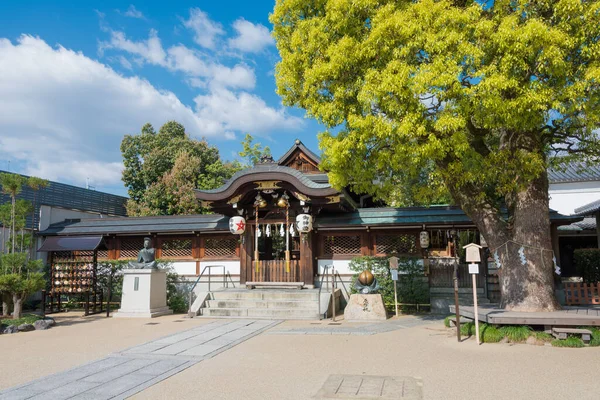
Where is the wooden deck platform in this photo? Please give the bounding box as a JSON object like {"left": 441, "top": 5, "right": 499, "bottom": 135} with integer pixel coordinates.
{"left": 449, "top": 304, "right": 600, "bottom": 327}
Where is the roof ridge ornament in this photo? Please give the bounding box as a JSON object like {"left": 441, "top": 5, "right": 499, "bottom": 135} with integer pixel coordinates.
{"left": 259, "top": 154, "right": 275, "bottom": 164}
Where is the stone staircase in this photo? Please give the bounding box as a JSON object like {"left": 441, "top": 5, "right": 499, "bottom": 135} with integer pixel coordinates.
{"left": 197, "top": 289, "right": 322, "bottom": 320}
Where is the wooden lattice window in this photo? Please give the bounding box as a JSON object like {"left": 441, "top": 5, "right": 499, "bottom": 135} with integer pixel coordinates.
{"left": 161, "top": 238, "right": 193, "bottom": 258}
{"left": 322, "top": 235, "right": 361, "bottom": 255}
{"left": 119, "top": 237, "right": 145, "bottom": 259}
{"left": 375, "top": 234, "right": 417, "bottom": 255}
{"left": 204, "top": 237, "right": 238, "bottom": 258}
{"left": 97, "top": 249, "right": 109, "bottom": 260}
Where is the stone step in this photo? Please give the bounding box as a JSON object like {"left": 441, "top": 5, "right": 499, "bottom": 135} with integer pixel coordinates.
{"left": 211, "top": 290, "right": 319, "bottom": 301}
{"left": 205, "top": 299, "right": 318, "bottom": 309}
{"left": 200, "top": 307, "right": 320, "bottom": 320}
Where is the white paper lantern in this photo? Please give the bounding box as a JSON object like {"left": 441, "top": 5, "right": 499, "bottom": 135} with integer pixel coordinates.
{"left": 419, "top": 231, "right": 430, "bottom": 248}
{"left": 296, "top": 214, "right": 313, "bottom": 233}
{"left": 229, "top": 216, "right": 246, "bottom": 235}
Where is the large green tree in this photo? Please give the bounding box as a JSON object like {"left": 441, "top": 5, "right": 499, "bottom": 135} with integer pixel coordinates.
{"left": 238, "top": 133, "right": 272, "bottom": 166}
{"left": 271, "top": 0, "right": 600, "bottom": 311}
{"left": 121, "top": 121, "right": 241, "bottom": 216}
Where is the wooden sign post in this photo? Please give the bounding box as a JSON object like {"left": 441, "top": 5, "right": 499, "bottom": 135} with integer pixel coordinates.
{"left": 464, "top": 243, "right": 482, "bottom": 345}
{"left": 389, "top": 256, "right": 399, "bottom": 317}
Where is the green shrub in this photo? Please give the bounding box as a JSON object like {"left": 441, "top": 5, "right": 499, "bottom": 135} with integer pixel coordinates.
{"left": 1, "top": 313, "right": 40, "bottom": 326}
{"left": 534, "top": 332, "right": 554, "bottom": 342}
{"left": 588, "top": 337, "right": 600, "bottom": 347}
{"left": 573, "top": 249, "right": 600, "bottom": 283}
{"left": 460, "top": 321, "right": 476, "bottom": 336}
{"left": 348, "top": 256, "right": 429, "bottom": 309}
{"left": 499, "top": 325, "right": 532, "bottom": 342}
{"left": 480, "top": 324, "right": 504, "bottom": 343}
{"left": 551, "top": 337, "right": 585, "bottom": 348}
{"left": 444, "top": 315, "right": 456, "bottom": 328}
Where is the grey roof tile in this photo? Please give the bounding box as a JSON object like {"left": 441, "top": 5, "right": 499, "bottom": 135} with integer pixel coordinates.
{"left": 575, "top": 199, "right": 600, "bottom": 216}
{"left": 196, "top": 164, "right": 331, "bottom": 195}
{"left": 548, "top": 163, "right": 600, "bottom": 183}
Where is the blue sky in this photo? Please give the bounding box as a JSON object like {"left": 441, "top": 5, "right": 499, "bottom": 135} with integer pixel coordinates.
{"left": 0, "top": 1, "right": 323, "bottom": 196}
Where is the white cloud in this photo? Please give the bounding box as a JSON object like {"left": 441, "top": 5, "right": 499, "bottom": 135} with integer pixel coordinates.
{"left": 228, "top": 19, "right": 274, "bottom": 53}
{"left": 100, "top": 29, "right": 167, "bottom": 66}
{"left": 0, "top": 36, "right": 207, "bottom": 187}
{"left": 183, "top": 8, "right": 224, "bottom": 50}
{"left": 193, "top": 88, "right": 304, "bottom": 136}
{"left": 102, "top": 31, "right": 256, "bottom": 90}
{"left": 124, "top": 5, "right": 144, "bottom": 19}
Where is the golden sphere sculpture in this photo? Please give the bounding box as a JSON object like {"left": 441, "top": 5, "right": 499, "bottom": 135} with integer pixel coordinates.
{"left": 358, "top": 270, "right": 374, "bottom": 286}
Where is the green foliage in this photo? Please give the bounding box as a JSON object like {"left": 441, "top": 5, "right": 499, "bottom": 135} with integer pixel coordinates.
{"left": 480, "top": 324, "right": 504, "bottom": 343}
{"left": 348, "top": 256, "right": 428, "bottom": 309}
{"left": 0, "top": 173, "right": 26, "bottom": 198}
{"left": 166, "top": 269, "right": 190, "bottom": 314}
{"left": 272, "top": 0, "right": 600, "bottom": 204}
{"left": 443, "top": 314, "right": 455, "bottom": 328}
{"left": 534, "top": 332, "right": 554, "bottom": 342}
{"left": 589, "top": 337, "right": 600, "bottom": 347}
{"left": 0, "top": 313, "right": 40, "bottom": 327}
{"left": 551, "top": 337, "right": 585, "bottom": 348}
{"left": 574, "top": 249, "right": 600, "bottom": 283}
{"left": 121, "top": 121, "right": 241, "bottom": 216}
{"left": 499, "top": 325, "right": 532, "bottom": 343}
{"left": 460, "top": 321, "right": 475, "bottom": 336}
{"left": 238, "top": 133, "right": 272, "bottom": 166}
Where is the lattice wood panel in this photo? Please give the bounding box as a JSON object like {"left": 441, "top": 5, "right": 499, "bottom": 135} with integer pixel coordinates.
{"left": 375, "top": 234, "right": 417, "bottom": 255}
{"left": 205, "top": 237, "right": 237, "bottom": 258}
{"left": 97, "top": 249, "right": 109, "bottom": 259}
{"left": 323, "top": 235, "right": 361, "bottom": 255}
{"left": 162, "top": 238, "right": 192, "bottom": 258}
{"left": 119, "top": 237, "right": 145, "bottom": 259}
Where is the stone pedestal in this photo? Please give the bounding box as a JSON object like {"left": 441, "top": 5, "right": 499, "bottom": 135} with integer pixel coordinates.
{"left": 113, "top": 269, "right": 173, "bottom": 318}
{"left": 344, "top": 294, "right": 387, "bottom": 321}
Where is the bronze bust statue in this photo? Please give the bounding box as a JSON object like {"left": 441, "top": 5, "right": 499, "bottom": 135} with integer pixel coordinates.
{"left": 128, "top": 237, "right": 158, "bottom": 269}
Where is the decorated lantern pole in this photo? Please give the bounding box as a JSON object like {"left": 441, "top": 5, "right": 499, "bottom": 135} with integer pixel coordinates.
{"left": 285, "top": 205, "right": 290, "bottom": 272}
{"left": 255, "top": 205, "right": 259, "bottom": 273}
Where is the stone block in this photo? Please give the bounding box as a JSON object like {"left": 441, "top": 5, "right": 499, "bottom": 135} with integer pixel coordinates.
{"left": 3, "top": 324, "right": 18, "bottom": 334}
{"left": 343, "top": 294, "right": 387, "bottom": 321}
{"left": 17, "top": 323, "right": 35, "bottom": 332}
{"left": 113, "top": 269, "right": 173, "bottom": 318}
{"left": 34, "top": 320, "right": 50, "bottom": 330}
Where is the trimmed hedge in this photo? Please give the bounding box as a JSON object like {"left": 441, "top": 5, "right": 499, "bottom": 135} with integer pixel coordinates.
{"left": 574, "top": 249, "right": 600, "bottom": 283}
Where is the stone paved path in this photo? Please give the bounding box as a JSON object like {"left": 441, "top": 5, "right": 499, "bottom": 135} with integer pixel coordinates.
{"left": 0, "top": 319, "right": 279, "bottom": 400}
{"left": 267, "top": 315, "right": 440, "bottom": 336}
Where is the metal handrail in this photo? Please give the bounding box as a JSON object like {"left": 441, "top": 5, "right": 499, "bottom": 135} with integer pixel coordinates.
{"left": 317, "top": 265, "right": 333, "bottom": 320}
{"left": 334, "top": 270, "right": 350, "bottom": 299}
{"left": 188, "top": 265, "right": 227, "bottom": 315}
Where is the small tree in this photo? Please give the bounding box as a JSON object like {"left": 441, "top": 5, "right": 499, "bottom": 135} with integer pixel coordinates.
{"left": 238, "top": 134, "right": 272, "bottom": 166}
{"left": 0, "top": 173, "right": 27, "bottom": 253}
{"left": 27, "top": 177, "right": 49, "bottom": 252}
{"left": 0, "top": 253, "right": 44, "bottom": 319}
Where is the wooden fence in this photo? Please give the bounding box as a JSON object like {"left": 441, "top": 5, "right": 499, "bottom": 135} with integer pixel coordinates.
{"left": 429, "top": 261, "right": 485, "bottom": 288}
{"left": 565, "top": 282, "right": 600, "bottom": 305}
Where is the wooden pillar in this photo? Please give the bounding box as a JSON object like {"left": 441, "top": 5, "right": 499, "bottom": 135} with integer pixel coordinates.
{"left": 239, "top": 229, "right": 251, "bottom": 285}
{"left": 300, "top": 232, "right": 314, "bottom": 286}
{"left": 596, "top": 211, "right": 600, "bottom": 249}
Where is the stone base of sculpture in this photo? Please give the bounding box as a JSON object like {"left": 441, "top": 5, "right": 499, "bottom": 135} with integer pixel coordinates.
{"left": 344, "top": 294, "right": 387, "bottom": 321}
{"left": 113, "top": 269, "right": 172, "bottom": 318}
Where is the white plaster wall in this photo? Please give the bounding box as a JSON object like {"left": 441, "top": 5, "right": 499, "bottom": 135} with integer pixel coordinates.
{"left": 199, "top": 260, "right": 240, "bottom": 276}
{"left": 317, "top": 259, "right": 352, "bottom": 275}
{"left": 549, "top": 181, "right": 600, "bottom": 215}
{"left": 171, "top": 261, "right": 197, "bottom": 276}
{"left": 39, "top": 205, "right": 108, "bottom": 231}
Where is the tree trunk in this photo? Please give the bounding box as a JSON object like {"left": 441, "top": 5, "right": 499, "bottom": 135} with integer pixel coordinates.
{"left": 501, "top": 171, "right": 559, "bottom": 311}
{"left": 2, "top": 294, "right": 10, "bottom": 317}
{"left": 454, "top": 169, "right": 560, "bottom": 312}
{"left": 12, "top": 294, "right": 22, "bottom": 320}
{"left": 11, "top": 195, "right": 16, "bottom": 253}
